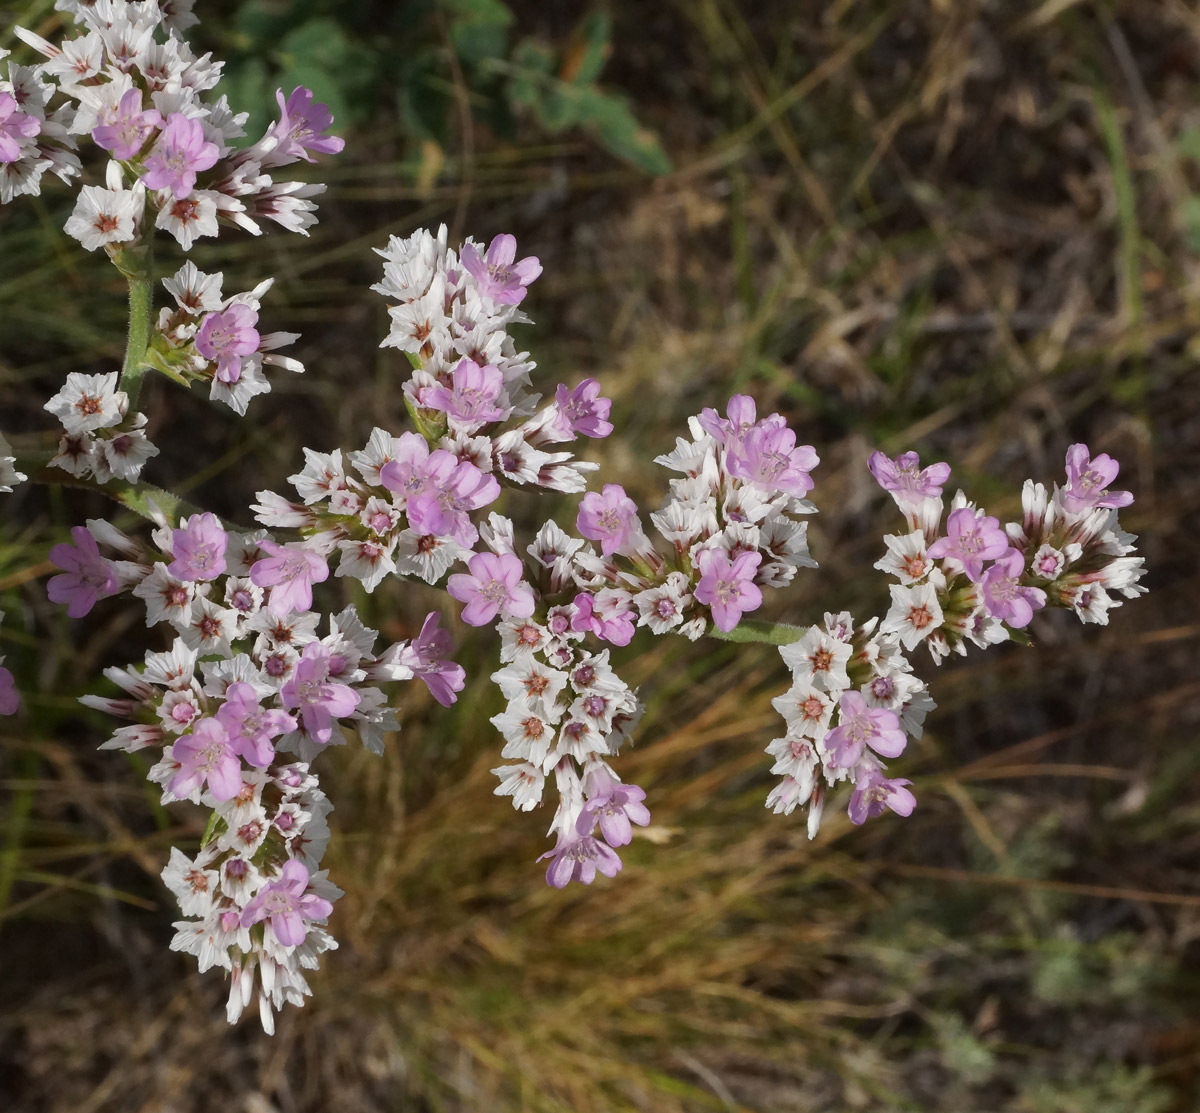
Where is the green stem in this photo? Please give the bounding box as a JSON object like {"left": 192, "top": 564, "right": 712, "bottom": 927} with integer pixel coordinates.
{"left": 113, "top": 240, "right": 155, "bottom": 409}
{"left": 707, "top": 618, "right": 810, "bottom": 646}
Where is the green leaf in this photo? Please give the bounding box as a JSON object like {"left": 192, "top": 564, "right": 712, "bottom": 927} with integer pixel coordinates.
{"left": 507, "top": 38, "right": 556, "bottom": 110}
{"left": 561, "top": 10, "right": 611, "bottom": 86}
{"left": 569, "top": 85, "right": 672, "bottom": 175}
{"left": 1182, "top": 195, "right": 1200, "bottom": 252}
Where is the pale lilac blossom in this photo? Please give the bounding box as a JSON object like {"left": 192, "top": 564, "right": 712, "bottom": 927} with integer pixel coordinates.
{"left": 577, "top": 771, "right": 650, "bottom": 847}
{"left": 0, "top": 92, "right": 40, "bottom": 163}
{"left": 461, "top": 233, "right": 542, "bottom": 305}
{"left": 539, "top": 832, "right": 623, "bottom": 888}
{"left": 91, "top": 87, "right": 160, "bottom": 158}
{"left": 250, "top": 540, "right": 329, "bottom": 617}
{"left": 571, "top": 590, "right": 636, "bottom": 647}
{"left": 726, "top": 424, "right": 819, "bottom": 498}
{"left": 168, "top": 512, "right": 228, "bottom": 582}
{"left": 240, "top": 858, "right": 333, "bottom": 947}
{"left": 398, "top": 612, "right": 466, "bottom": 706}
{"left": 868, "top": 450, "right": 951, "bottom": 506}
{"left": 848, "top": 770, "right": 915, "bottom": 825}
{"left": 267, "top": 87, "right": 345, "bottom": 163}
{"left": 554, "top": 379, "right": 613, "bottom": 439}
{"left": 823, "top": 691, "right": 907, "bottom": 768}
{"left": 279, "top": 642, "right": 360, "bottom": 745}
{"left": 694, "top": 548, "right": 763, "bottom": 632}
{"left": 422, "top": 358, "right": 506, "bottom": 426}
{"left": 576, "top": 484, "right": 643, "bottom": 557}
{"left": 47, "top": 526, "right": 120, "bottom": 617}
{"left": 168, "top": 717, "right": 241, "bottom": 802}
{"left": 447, "top": 552, "right": 535, "bottom": 626}
{"left": 195, "top": 304, "right": 261, "bottom": 383}
{"left": 216, "top": 681, "right": 296, "bottom": 767}
{"left": 1061, "top": 443, "right": 1134, "bottom": 514}
{"left": 927, "top": 507, "right": 1009, "bottom": 582}
{"left": 980, "top": 549, "right": 1046, "bottom": 628}
{"left": 141, "top": 112, "right": 218, "bottom": 197}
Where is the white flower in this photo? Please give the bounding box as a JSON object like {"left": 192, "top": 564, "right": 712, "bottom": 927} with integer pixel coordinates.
{"left": 634, "top": 572, "right": 693, "bottom": 634}
{"left": 0, "top": 432, "right": 27, "bottom": 492}
{"left": 44, "top": 371, "right": 126, "bottom": 434}
{"left": 779, "top": 627, "right": 853, "bottom": 693}
{"left": 491, "top": 653, "right": 569, "bottom": 722}
{"left": 491, "top": 700, "right": 555, "bottom": 767}
{"left": 335, "top": 538, "right": 396, "bottom": 592}
{"left": 155, "top": 189, "right": 219, "bottom": 249}
{"left": 64, "top": 183, "right": 144, "bottom": 250}
{"left": 92, "top": 417, "right": 159, "bottom": 482}
{"left": 161, "top": 847, "right": 219, "bottom": 918}
{"left": 132, "top": 564, "right": 196, "bottom": 629}
{"left": 491, "top": 762, "right": 545, "bottom": 811}
{"left": 880, "top": 581, "right": 945, "bottom": 651}
{"left": 874, "top": 530, "right": 933, "bottom": 584}
{"left": 163, "top": 261, "right": 225, "bottom": 314}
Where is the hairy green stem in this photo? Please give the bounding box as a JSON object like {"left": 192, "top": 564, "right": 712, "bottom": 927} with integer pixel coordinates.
{"left": 113, "top": 240, "right": 155, "bottom": 409}
{"left": 707, "top": 618, "right": 809, "bottom": 646}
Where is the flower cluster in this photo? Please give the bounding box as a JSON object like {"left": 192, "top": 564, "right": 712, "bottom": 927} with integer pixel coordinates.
{"left": 13, "top": 1, "right": 344, "bottom": 250}
{"left": 766, "top": 612, "right": 932, "bottom": 836}
{"left": 13, "top": 109, "right": 1147, "bottom": 1031}
{"left": 151, "top": 261, "right": 304, "bottom": 414}
{"left": 43, "top": 370, "right": 158, "bottom": 481}
{"left": 870, "top": 445, "right": 1145, "bottom": 661}
{"left": 50, "top": 511, "right": 462, "bottom": 1031}
{"left": 763, "top": 443, "right": 1146, "bottom": 833}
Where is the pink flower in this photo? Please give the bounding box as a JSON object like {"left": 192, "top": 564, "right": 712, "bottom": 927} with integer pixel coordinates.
{"left": 240, "top": 858, "right": 333, "bottom": 947}
{"left": 571, "top": 590, "right": 636, "bottom": 646}
{"left": 0, "top": 91, "right": 40, "bottom": 163}
{"left": 378, "top": 432, "right": 437, "bottom": 504}
{"left": 538, "top": 832, "right": 623, "bottom": 888}
{"left": 91, "top": 88, "right": 161, "bottom": 159}
{"left": 269, "top": 87, "right": 345, "bottom": 163}
{"left": 279, "top": 642, "right": 360, "bottom": 744}
{"left": 726, "top": 423, "right": 819, "bottom": 498}
{"left": 980, "top": 548, "right": 1046, "bottom": 628}
{"left": 216, "top": 681, "right": 296, "bottom": 767}
{"left": 927, "top": 506, "right": 1009, "bottom": 582}
{"left": 460, "top": 233, "right": 542, "bottom": 305}
{"left": 694, "top": 548, "right": 763, "bottom": 632}
{"left": 1061, "top": 443, "right": 1133, "bottom": 514}
{"left": 847, "top": 770, "right": 915, "bottom": 825}
{"left": 47, "top": 526, "right": 120, "bottom": 618}
{"left": 422, "top": 358, "right": 506, "bottom": 426}
{"left": 697, "top": 395, "right": 759, "bottom": 450}
{"left": 195, "top": 304, "right": 261, "bottom": 383}
{"left": 577, "top": 484, "right": 642, "bottom": 557}
{"left": 0, "top": 667, "right": 18, "bottom": 716}
{"left": 577, "top": 770, "right": 650, "bottom": 847}
{"left": 168, "top": 718, "right": 242, "bottom": 801}
{"left": 398, "top": 612, "right": 465, "bottom": 707}
{"left": 167, "top": 511, "right": 228, "bottom": 582}
{"left": 867, "top": 450, "right": 951, "bottom": 506}
{"left": 380, "top": 437, "right": 499, "bottom": 545}
{"left": 823, "top": 691, "right": 907, "bottom": 769}
{"left": 554, "top": 379, "right": 613, "bottom": 439}
{"left": 140, "top": 112, "right": 219, "bottom": 197}
{"left": 250, "top": 540, "right": 329, "bottom": 617}
{"left": 447, "top": 552, "right": 535, "bottom": 626}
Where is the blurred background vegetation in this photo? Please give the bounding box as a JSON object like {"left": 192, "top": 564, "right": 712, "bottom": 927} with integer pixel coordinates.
{"left": 1, "top": 0, "right": 1199, "bottom": 1109}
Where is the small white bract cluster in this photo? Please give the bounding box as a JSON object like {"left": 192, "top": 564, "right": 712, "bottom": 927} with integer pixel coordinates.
{"left": 13, "top": 0, "right": 340, "bottom": 248}
{"left": 44, "top": 369, "right": 158, "bottom": 481}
